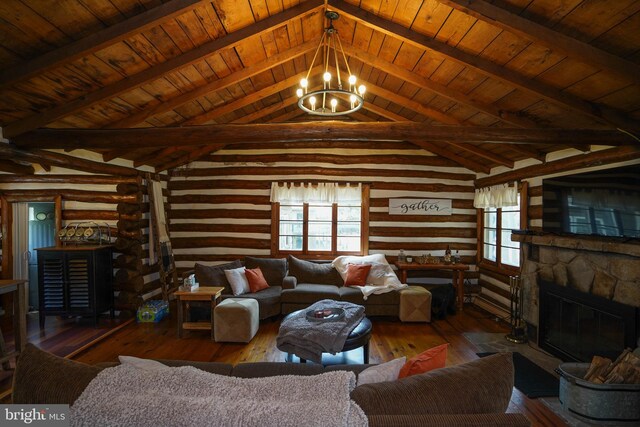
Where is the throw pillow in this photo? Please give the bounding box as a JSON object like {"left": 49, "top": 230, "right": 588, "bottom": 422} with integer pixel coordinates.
{"left": 245, "top": 267, "right": 270, "bottom": 293}
{"left": 344, "top": 263, "right": 372, "bottom": 286}
{"left": 357, "top": 356, "right": 406, "bottom": 386}
{"left": 351, "top": 353, "right": 514, "bottom": 415}
{"left": 398, "top": 343, "right": 448, "bottom": 378}
{"left": 195, "top": 260, "right": 242, "bottom": 294}
{"left": 118, "top": 355, "right": 169, "bottom": 372}
{"left": 287, "top": 255, "right": 344, "bottom": 286}
{"left": 244, "top": 256, "right": 287, "bottom": 287}
{"left": 333, "top": 255, "right": 402, "bottom": 287}
{"left": 224, "top": 267, "right": 250, "bottom": 296}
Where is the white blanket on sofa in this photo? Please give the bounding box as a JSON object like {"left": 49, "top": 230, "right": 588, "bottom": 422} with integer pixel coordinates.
{"left": 332, "top": 254, "right": 407, "bottom": 299}
{"left": 71, "top": 363, "right": 367, "bottom": 427}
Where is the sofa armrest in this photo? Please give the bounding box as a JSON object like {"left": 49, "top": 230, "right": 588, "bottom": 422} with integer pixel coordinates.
{"left": 282, "top": 275, "right": 297, "bottom": 290}
{"left": 368, "top": 414, "right": 531, "bottom": 427}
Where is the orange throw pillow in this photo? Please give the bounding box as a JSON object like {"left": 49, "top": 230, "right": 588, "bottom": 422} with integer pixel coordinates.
{"left": 245, "top": 267, "right": 270, "bottom": 293}
{"left": 344, "top": 263, "right": 372, "bottom": 286}
{"left": 398, "top": 343, "right": 448, "bottom": 378}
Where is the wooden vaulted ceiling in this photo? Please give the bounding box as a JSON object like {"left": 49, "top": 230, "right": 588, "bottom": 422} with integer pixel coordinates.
{"left": 0, "top": 0, "right": 639, "bottom": 173}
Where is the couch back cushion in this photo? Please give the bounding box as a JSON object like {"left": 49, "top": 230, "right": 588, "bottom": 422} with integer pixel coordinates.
{"left": 244, "top": 256, "right": 287, "bottom": 287}
{"left": 13, "top": 343, "right": 104, "bottom": 405}
{"left": 195, "top": 260, "right": 242, "bottom": 294}
{"left": 287, "top": 255, "right": 344, "bottom": 286}
{"left": 351, "top": 352, "right": 514, "bottom": 415}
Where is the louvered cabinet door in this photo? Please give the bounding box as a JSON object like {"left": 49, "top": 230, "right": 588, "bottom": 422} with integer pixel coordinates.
{"left": 37, "top": 246, "right": 114, "bottom": 328}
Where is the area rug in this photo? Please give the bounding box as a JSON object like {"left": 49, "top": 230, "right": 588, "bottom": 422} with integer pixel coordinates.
{"left": 477, "top": 352, "right": 559, "bottom": 398}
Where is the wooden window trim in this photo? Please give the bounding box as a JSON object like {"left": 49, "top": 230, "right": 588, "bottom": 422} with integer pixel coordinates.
{"left": 477, "top": 182, "right": 528, "bottom": 274}
{"left": 270, "top": 184, "right": 369, "bottom": 258}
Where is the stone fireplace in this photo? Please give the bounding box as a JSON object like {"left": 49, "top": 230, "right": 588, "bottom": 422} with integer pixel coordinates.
{"left": 513, "top": 234, "right": 640, "bottom": 360}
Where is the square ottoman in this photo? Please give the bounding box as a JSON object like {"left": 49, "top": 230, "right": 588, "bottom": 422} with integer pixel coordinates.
{"left": 214, "top": 298, "right": 259, "bottom": 343}
{"left": 399, "top": 286, "right": 432, "bottom": 322}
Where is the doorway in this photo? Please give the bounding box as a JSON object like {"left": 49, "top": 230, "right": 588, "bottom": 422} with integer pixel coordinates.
{"left": 12, "top": 202, "right": 56, "bottom": 312}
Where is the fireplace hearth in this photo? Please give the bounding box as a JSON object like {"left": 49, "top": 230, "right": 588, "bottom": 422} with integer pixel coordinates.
{"left": 539, "top": 280, "right": 639, "bottom": 362}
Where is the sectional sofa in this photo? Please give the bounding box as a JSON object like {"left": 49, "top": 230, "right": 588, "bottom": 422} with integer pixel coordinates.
{"left": 13, "top": 344, "right": 531, "bottom": 426}
{"left": 185, "top": 255, "right": 402, "bottom": 320}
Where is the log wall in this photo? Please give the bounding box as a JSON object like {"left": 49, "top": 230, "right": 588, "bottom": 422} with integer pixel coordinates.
{"left": 0, "top": 149, "right": 162, "bottom": 316}
{"left": 474, "top": 147, "right": 640, "bottom": 318}
{"left": 168, "top": 142, "right": 479, "bottom": 286}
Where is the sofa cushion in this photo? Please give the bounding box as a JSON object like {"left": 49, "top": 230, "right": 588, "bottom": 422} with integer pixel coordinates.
{"left": 245, "top": 256, "right": 287, "bottom": 287}
{"left": 281, "top": 284, "right": 340, "bottom": 304}
{"left": 351, "top": 352, "right": 514, "bottom": 415}
{"left": 232, "top": 362, "right": 324, "bottom": 378}
{"left": 222, "top": 285, "right": 282, "bottom": 319}
{"left": 398, "top": 344, "right": 448, "bottom": 378}
{"left": 195, "top": 260, "right": 243, "bottom": 294}
{"left": 13, "top": 343, "right": 104, "bottom": 405}
{"left": 338, "top": 286, "right": 400, "bottom": 305}
{"left": 344, "top": 263, "right": 372, "bottom": 286}
{"left": 288, "top": 255, "right": 343, "bottom": 286}
{"left": 224, "top": 266, "right": 251, "bottom": 296}
{"left": 245, "top": 267, "right": 270, "bottom": 293}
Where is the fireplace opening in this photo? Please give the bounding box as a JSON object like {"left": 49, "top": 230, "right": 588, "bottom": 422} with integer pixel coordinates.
{"left": 539, "top": 280, "right": 639, "bottom": 362}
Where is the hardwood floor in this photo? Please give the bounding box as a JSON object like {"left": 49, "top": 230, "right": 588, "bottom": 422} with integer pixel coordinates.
{"left": 73, "top": 304, "right": 568, "bottom": 426}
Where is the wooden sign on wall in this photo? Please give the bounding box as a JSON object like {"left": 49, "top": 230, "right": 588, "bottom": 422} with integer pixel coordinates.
{"left": 388, "top": 198, "right": 452, "bottom": 216}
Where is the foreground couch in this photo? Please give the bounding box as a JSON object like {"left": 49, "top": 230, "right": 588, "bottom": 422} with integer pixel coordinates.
{"left": 14, "top": 344, "right": 530, "bottom": 426}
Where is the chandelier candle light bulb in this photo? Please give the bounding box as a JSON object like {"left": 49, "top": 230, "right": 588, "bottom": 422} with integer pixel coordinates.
{"left": 296, "top": 11, "right": 365, "bottom": 116}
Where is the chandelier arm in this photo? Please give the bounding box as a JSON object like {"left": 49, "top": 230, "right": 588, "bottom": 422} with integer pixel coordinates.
{"left": 306, "top": 32, "right": 326, "bottom": 81}
{"left": 333, "top": 32, "right": 342, "bottom": 88}
{"left": 336, "top": 35, "right": 353, "bottom": 82}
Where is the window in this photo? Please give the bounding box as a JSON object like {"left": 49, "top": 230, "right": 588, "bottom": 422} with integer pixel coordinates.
{"left": 483, "top": 195, "right": 521, "bottom": 267}
{"left": 477, "top": 183, "right": 527, "bottom": 272}
{"left": 272, "top": 183, "right": 368, "bottom": 257}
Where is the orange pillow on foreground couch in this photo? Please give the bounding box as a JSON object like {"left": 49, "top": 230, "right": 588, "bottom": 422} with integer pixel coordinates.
{"left": 398, "top": 343, "right": 448, "bottom": 378}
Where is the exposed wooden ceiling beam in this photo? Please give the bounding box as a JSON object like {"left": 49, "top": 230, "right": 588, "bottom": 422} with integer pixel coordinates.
{"left": 341, "top": 44, "right": 536, "bottom": 128}
{"left": 410, "top": 140, "right": 490, "bottom": 174}
{"left": 155, "top": 143, "right": 228, "bottom": 172}
{"left": 350, "top": 112, "right": 377, "bottom": 122}
{"left": 103, "top": 149, "right": 130, "bottom": 162}
{"left": 362, "top": 103, "right": 408, "bottom": 122}
{"left": 0, "top": 0, "right": 205, "bottom": 90}
{"left": 14, "top": 123, "right": 633, "bottom": 150}
{"left": 232, "top": 94, "right": 299, "bottom": 124}
{"left": 475, "top": 146, "right": 640, "bottom": 187}
{"left": 2, "top": 0, "right": 324, "bottom": 138}
{"left": 503, "top": 144, "right": 546, "bottom": 162}
{"left": 329, "top": 0, "right": 638, "bottom": 131}
{"left": 0, "top": 145, "right": 138, "bottom": 176}
{"left": 449, "top": 142, "right": 514, "bottom": 168}
{"left": 364, "top": 82, "right": 463, "bottom": 125}
{"left": 109, "top": 40, "right": 317, "bottom": 128}
{"left": 133, "top": 147, "right": 185, "bottom": 168}
{"left": 181, "top": 66, "right": 322, "bottom": 125}
{"left": 268, "top": 109, "right": 306, "bottom": 123}
{"left": 439, "top": 0, "right": 640, "bottom": 86}
{"left": 0, "top": 159, "right": 35, "bottom": 174}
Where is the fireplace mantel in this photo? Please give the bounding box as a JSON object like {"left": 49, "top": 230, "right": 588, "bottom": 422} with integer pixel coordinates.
{"left": 512, "top": 233, "right": 640, "bottom": 257}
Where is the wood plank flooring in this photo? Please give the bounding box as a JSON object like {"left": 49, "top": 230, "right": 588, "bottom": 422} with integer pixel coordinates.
{"left": 73, "top": 304, "right": 567, "bottom": 426}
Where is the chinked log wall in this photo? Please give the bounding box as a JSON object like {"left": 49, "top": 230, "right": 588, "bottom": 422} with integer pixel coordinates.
{"left": 473, "top": 146, "right": 640, "bottom": 318}
{"left": 168, "top": 142, "right": 479, "bottom": 286}
{"left": 0, "top": 159, "right": 166, "bottom": 316}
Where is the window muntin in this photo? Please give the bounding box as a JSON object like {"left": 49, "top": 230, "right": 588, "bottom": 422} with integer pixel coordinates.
{"left": 482, "top": 195, "right": 521, "bottom": 269}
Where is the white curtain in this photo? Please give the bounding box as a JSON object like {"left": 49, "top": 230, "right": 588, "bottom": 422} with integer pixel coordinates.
{"left": 270, "top": 182, "right": 362, "bottom": 204}
{"left": 474, "top": 181, "right": 518, "bottom": 209}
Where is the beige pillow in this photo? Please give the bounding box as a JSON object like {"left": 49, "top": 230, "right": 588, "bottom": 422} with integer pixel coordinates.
{"left": 357, "top": 357, "right": 406, "bottom": 386}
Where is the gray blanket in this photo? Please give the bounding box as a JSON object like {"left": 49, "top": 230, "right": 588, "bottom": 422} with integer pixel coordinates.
{"left": 70, "top": 363, "right": 368, "bottom": 427}
{"left": 276, "top": 300, "right": 365, "bottom": 364}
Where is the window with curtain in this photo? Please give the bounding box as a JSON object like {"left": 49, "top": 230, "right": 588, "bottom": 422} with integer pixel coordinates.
{"left": 475, "top": 182, "right": 526, "bottom": 271}
{"left": 270, "top": 182, "right": 368, "bottom": 257}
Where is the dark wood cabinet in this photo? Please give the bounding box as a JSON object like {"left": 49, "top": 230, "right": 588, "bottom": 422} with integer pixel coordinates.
{"left": 37, "top": 246, "right": 114, "bottom": 328}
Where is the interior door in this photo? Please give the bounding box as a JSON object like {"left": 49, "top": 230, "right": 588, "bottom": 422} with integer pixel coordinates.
{"left": 12, "top": 203, "right": 30, "bottom": 311}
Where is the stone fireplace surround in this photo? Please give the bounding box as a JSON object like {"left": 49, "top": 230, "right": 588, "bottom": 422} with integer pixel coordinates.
{"left": 513, "top": 234, "right": 640, "bottom": 339}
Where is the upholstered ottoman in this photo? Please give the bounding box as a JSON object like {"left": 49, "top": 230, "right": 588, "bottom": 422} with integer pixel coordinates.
{"left": 399, "top": 286, "right": 432, "bottom": 322}
{"left": 214, "top": 298, "right": 259, "bottom": 343}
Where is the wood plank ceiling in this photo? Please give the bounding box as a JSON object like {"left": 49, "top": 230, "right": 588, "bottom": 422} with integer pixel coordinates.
{"left": 0, "top": 0, "right": 638, "bottom": 173}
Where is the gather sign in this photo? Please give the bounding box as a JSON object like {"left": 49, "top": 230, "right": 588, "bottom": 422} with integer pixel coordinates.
{"left": 388, "top": 198, "right": 452, "bottom": 216}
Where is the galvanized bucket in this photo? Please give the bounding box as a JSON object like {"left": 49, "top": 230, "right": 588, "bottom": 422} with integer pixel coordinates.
{"left": 557, "top": 363, "right": 640, "bottom": 425}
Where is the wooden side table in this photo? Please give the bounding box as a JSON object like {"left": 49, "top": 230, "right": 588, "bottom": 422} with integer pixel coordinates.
{"left": 174, "top": 286, "right": 224, "bottom": 340}
{"left": 394, "top": 262, "right": 469, "bottom": 312}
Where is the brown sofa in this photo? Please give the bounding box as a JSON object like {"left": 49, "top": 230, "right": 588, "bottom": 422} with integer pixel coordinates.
{"left": 280, "top": 255, "right": 399, "bottom": 316}
{"left": 13, "top": 344, "right": 531, "bottom": 426}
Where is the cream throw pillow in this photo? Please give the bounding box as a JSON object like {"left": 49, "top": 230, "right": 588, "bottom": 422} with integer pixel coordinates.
{"left": 357, "top": 357, "right": 406, "bottom": 386}
{"left": 224, "top": 267, "right": 251, "bottom": 295}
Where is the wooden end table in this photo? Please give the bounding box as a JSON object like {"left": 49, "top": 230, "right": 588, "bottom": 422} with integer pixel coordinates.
{"left": 174, "top": 286, "right": 224, "bottom": 340}
{"left": 394, "top": 262, "right": 469, "bottom": 312}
